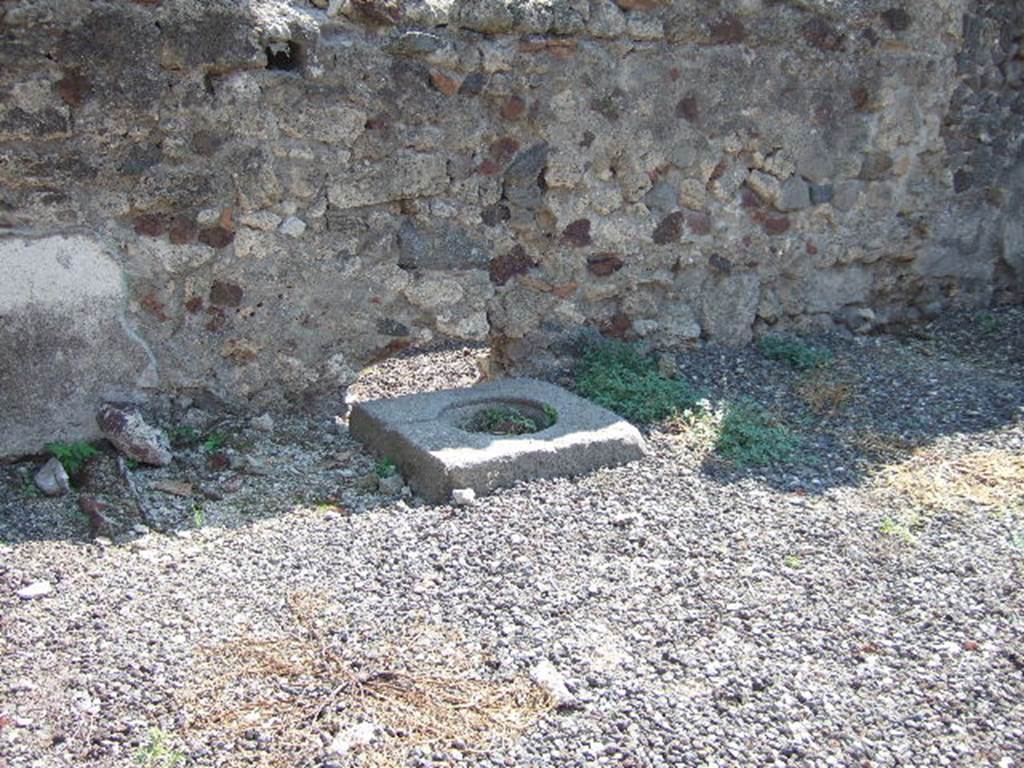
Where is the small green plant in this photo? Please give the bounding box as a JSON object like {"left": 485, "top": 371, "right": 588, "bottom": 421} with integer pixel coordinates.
{"left": 374, "top": 457, "right": 397, "bottom": 478}
{"left": 574, "top": 339, "right": 701, "bottom": 424}
{"left": 757, "top": 335, "right": 834, "bottom": 371}
{"left": 201, "top": 432, "right": 227, "bottom": 453}
{"left": 880, "top": 511, "right": 921, "bottom": 543}
{"left": 978, "top": 312, "right": 1000, "bottom": 335}
{"left": 169, "top": 426, "right": 199, "bottom": 447}
{"left": 1011, "top": 529, "right": 1023, "bottom": 554}
{"left": 470, "top": 406, "right": 540, "bottom": 436}
{"left": 45, "top": 441, "right": 100, "bottom": 476}
{"left": 135, "top": 728, "right": 185, "bottom": 768}
{"left": 543, "top": 404, "right": 558, "bottom": 426}
{"left": 784, "top": 554, "right": 802, "bottom": 569}
{"left": 192, "top": 503, "right": 205, "bottom": 528}
{"left": 715, "top": 400, "right": 799, "bottom": 466}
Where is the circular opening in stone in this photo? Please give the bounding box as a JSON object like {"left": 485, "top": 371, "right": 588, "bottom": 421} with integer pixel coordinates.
{"left": 444, "top": 398, "right": 558, "bottom": 436}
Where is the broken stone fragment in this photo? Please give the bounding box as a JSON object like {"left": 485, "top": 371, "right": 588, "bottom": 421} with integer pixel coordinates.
{"left": 17, "top": 581, "right": 53, "bottom": 600}
{"left": 531, "top": 659, "right": 576, "bottom": 708}
{"left": 356, "top": 472, "right": 380, "bottom": 492}
{"left": 327, "top": 722, "right": 376, "bottom": 756}
{"left": 251, "top": 413, "right": 275, "bottom": 432}
{"left": 378, "top": 473, "right": 404, "bottom": 495}
{"left": 278, "top": 216, "right": 307, "bottom": 238}
{"left": 452, "top": 487, "right": 476, "bottom": 506}
{"left": 35, "top": 457, "right": 70, "bottom": 497}
{"left": 96, "top": 404, "right": 173, "bottom": 467}
{"left": 239, "top": 210, "right": 282, "bottom": 231}
{"left": 587, "top": 254, "right": 624, "bottom": 276}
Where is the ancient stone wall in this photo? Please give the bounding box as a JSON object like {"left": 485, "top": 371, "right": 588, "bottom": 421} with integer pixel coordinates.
{"left": 1, "top": 0, "right": 1021, "bottom": 456}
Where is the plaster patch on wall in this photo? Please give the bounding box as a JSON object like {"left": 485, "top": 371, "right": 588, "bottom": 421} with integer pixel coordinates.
{"left": 0, "top": 235, "right": 154, "bottom": 457}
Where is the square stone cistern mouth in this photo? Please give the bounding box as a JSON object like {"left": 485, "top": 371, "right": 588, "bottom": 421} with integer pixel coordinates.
{"left": 348, "top": 378, "right": 647, "bottom": 504}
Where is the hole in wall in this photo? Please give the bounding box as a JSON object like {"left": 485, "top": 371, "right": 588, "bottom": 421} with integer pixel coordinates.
{"left": 265, "top": 41, "right": 302, "bottom": 71}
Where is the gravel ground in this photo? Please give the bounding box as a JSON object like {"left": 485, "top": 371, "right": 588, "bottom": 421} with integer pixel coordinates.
{"left": 1, "top": 307, "right": 1022, "bottom": 768}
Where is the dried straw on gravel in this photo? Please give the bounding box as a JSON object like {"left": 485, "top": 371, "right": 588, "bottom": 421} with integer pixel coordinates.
{"left": 874, "top": 447, "right": 1024, "bottom": 515}
{"left": 179, "top": 594, "right": 554, "bottom": 768}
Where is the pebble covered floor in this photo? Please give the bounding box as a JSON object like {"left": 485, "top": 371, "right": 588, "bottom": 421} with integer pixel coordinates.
{"left": 1, "top": 308, "right": 1022, "bottom": 767}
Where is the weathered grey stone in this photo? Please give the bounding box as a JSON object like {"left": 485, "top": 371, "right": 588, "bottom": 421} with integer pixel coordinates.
{"left": 589, "top": 0, "right": 627, "bottom": 38}
{"left": 278, "top": 216, "right": 307, "bottom": 238}
{"left": 836, "top": 305, "right": 876, "bottom": 334}
{"left": 803, "top": 267, "right": 873, "bottom": 313}
{"left": 1002, "top": 216, "right": 1024, "bottom": 282}
{"left": 762, "top": 152, "right": 796, "bottom": 180}
{"left": 644, "top": 180, "right": 679, "bottom": 216}
{"left": 545, "top": 145, "right": 586, "bottom": 189}
{"left": 832, "top": 181, "right": 863, "bottom": 211}
{"left": 328, "top": 153, "right": 448, "bottom": 209}
{"left": 240, "top": 210, "right": 283, "bottom": 231}
{"left": 251, "top": 413, "right": 275, "bottom": 432}
{"left": 504, "top": 143, "right": 549, "bottom": 209}
{"left": 35, "top": 457, "right": 70, "bottom": 497}
{"left": 398, "top": 221, "right": 491, "bottom": 270}
{"left": 378, "top": 473, "right": 405, "bottom": 495}
{"left": 349, "top": 379, "right": 646, "bottom": 503}
{"left": 454, "top": 0, "right": 516, "bottom": 33}
{"left": 634, "top": 302, "right": 701, "bottom": 345}
{"left": 96, "top": 404, "right": 172, "bottom": 467}
{"left": 701, "top": 273, "right": 761, "bottom": 346}
{"left": 795, "top": 145, "right": 834, "bottom": 184}
{"left": 913, "top": 247, "right": 996, "bottom": 281}
{"left": 779, "top": 177, "right": 812, "bottom": 211}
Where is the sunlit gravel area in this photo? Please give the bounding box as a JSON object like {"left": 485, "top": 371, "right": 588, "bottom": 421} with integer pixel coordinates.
{"left": 2, "top": 308, "right": 1022, "bottom": 768}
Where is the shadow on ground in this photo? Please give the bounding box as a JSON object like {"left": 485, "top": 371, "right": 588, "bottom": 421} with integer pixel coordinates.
{"left": 1, "top": 309, "right": 1021, "bottom": 546}
{"left": 0, "top": 342, "right": 489, "bottom": 547}
{"left": 684, "top": 305, "right": 1023, "bottom": 496}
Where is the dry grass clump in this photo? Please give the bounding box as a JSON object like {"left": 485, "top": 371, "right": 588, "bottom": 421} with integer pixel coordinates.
{"left": 875, "top": 447, "right": 1024, "bottom": 515}
{"left": 178, "top": 594, "right": 553, "bottom": 768}
{"left": 847, "top": 430, "right": 919, "bottom": 460}
{"left": 796, "top": 369, "right": 857, "bottom": 416}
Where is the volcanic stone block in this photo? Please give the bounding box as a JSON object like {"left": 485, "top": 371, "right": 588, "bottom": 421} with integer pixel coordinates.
{"left": 349, "top": 378, "right": 646, "bottom": 503}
